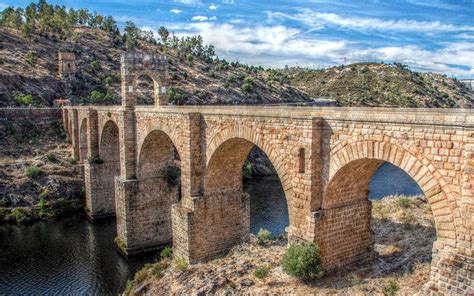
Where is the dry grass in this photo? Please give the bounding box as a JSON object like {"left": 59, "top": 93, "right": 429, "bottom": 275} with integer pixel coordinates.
{"left": 129, "top": 195, "right": 435, "bottom": 295}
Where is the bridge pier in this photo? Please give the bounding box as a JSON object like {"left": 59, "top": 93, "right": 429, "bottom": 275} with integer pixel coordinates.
{"left": 84, "top": 162, "right": 117, "bottom": 220}
{"left": 172, "top": 191, "right": 250, "bottom": 262}
{"left": 115, "top": 176, "right": 177, "bottom": 255}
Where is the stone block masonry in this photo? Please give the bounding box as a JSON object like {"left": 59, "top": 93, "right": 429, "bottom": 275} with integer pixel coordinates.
{"left": 0, "top": 107, "right": 62, "bottom": 138}
{"left": 65, "top": 104, "right": 474, "bottom": 295}
{"left": 62, "top": 52, "right": 473, "bottom": 295}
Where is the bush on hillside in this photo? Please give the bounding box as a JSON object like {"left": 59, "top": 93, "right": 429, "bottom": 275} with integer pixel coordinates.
{"left": 282, "top": 243, "right": 324, "bottom": 280}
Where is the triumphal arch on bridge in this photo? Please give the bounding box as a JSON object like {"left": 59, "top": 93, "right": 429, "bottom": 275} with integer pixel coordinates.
{"left": 63, "top": 53, "right": 473, "bottom": 294}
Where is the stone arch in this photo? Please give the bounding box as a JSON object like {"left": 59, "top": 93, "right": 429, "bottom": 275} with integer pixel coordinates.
{"left": 320, "top": 140, "right": 457, "bottom": 269}
{"left": 79, "top": 118, "right": 88, "bottom": 162}
{"left": 190, "top": 129, "right": 293, "bottom": 260}
{"left": 206, "top": 126, "right": 294, "bottom": 202}
{"left": 136, "top": 121, "right": 184, "bottom": 167}
{"left": 100, "top": 120, "right": 120, "bottom": 162}
{"left": 133, "top": 71, "right": 163, "bottom": 106}
{"left": 121, "top": 53, "right": 169, "bottom": 108}
{"left": 128, "top": 129, "right": 181, "bottom": 249}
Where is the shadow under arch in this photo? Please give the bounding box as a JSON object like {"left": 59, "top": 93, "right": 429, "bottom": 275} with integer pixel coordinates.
{"left": 97, "top": 120, "right": 121, "bottom": 216}
{"left": 79, "top": 117, "right": 88, "bottom": 162}
{"left": 130, "top": 129, "right": 181, "bottom": 249}
{"left": 320, "top": 140, "right": 457, "bottom": 270}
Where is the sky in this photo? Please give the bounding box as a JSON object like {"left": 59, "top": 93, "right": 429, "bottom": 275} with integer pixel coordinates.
{"left": 2, "top": 0, "right": 474, "bottom": 78}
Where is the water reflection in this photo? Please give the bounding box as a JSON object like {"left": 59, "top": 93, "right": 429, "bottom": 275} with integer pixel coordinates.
{"left": 245, "top": 175, "right": 289, "bottom": 236}
{"left": 0, "top": 214, "right": 149, "bottom": 295}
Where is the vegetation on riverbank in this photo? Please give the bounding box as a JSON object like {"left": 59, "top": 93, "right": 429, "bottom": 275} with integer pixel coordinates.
{"left": 0, "top": 120, "right": 84, "bottom": 225}
{"left": 124, "top": 195, "right": 434, "bottom": 295}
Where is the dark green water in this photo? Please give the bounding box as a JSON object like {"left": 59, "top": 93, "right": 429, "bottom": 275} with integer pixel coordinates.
{"left": 0, "top": 214, "right": 151, "bottom": 295}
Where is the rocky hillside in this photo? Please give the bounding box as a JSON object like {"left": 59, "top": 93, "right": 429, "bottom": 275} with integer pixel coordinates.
{"left": 0, "top": 27, "right": 309, "bottom": 107}
{"left": 287, "top": 63, "right": 474, "bottom": 108}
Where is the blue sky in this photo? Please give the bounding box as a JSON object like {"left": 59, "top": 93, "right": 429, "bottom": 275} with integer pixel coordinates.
{"left": 2, "top": 0, "right": 474, "bottom": 78}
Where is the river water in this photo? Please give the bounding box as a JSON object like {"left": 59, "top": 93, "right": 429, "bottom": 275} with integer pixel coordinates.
{"left": 0, "top": 163, "right": 421, "bottom": 295}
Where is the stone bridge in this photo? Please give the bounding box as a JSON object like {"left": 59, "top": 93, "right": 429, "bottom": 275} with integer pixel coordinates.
{"left": 62, "top": 53, "right": 473, "bottom": 294}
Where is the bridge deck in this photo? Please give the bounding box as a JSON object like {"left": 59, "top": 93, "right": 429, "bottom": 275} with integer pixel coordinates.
{"left": 65, "top": 105, "right": 474, "bottom": 126}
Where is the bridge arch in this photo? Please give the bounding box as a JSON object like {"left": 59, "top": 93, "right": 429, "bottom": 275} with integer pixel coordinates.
{"left": 79, "top": 118, "right": 88, "bottom": 162}
{"left": 321, "top": 140, "right": 457, "bottom": 269}
{"left": 128, "top": 129, "right": 181, "bottom": 248}
{"left": 206, "top": 126, "right": 293, "bottom": 201}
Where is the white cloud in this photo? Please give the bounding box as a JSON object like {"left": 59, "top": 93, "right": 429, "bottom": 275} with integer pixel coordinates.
{"left": 269, "top": 9, "right": 474, "bottom": 33}
{"left": 0, "top": 3, "right": 9, "bottom": 9}
{"left": 177, "top": 22, "right": 346, "bottom": 58}
{"left": 209, "top": 5, "right": 218, "bottom": 10}
{"left": 209, "top": 16, "right": 217, "bottom": 21}
{"left": 192, "top": 16, "right": 209, "bottom": 21}
{"left": 172, "top": 21, "right": 473, "bottom": 77}
{"left": 170, "top": 9, "right": 183, "bottom": 14}
{"left": 173, "top": 0, "right": 201, "bottom": 4}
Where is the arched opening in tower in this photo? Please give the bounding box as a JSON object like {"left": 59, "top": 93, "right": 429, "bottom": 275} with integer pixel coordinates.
{"left": 135, "top": 75, "right": 155, "bottom": 106}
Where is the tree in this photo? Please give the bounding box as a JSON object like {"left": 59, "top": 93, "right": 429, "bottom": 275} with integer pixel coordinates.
{"left": 0, "top": 7, "right": 23, "bottom": 30}
{"left": 158, "top": 26, "right": 169, "bottom": 45}
{"left": 124, "top": 21, "right": 139, "bottom": 50}
{"left": 24, "top": 3, "right": 38, "bottom": 31}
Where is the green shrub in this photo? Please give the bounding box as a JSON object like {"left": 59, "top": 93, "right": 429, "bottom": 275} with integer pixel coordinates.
{"left": 123, "top": 280, "right": 133, "bottom": 296}
{"left": 243, "top": 76, "right": 254, "bottom": 84}
{"left": 38, "top": 198, "right": 47, "bottom": 217}
{"left": 382, "top": 278, "right": 399, "bottom": 296}
{"left": 226, "top": 75, "right": 236, "bottom": 83}
{"left": 87, "top": 90, "right": 115, "bottom": 104}
{"left": 186, "top": 53, "right": 193, "bottom": 63}
{"left": 282, "top": 243, "right": 324, "bottom": 280}
{"left": 115, "top": 237, "right": 126, "bottom": 253}
{"left": 68, "top": 157, "right": 78, "bottom": 165}
{"left": 90, "top": 60, "right": 101, "bottom": 71}
{"left": 241, "top": 82, "right": 253, "bottom": 93}
{"left": 25, "top": 50, "right": 38, "bottom": 66}
{"left": 88, "top": 156, "right": 104, "bottom": 165}
{"left": 25, "top": 166, "right": 41, "bottom": 178}
{"left": 46, "top": 153, "right": 57, "bottom": 162}
{"left": 160, "top": 246, "right": 172, "bottom": 258}
{"left": 167, "top": 87, "right": 185, "bottom": 104}
{"left": 396, "top": 196, "right": 411, "bottom": 209}
{"left": 243, "top": 160, "right": 253, "bottom": 178}
{"left": 7, "top": 208, "right": 31, "bottom": 224}
{"left": 38, "top": 189, "right": 50, "bottom": 200}
{"left": 257, "top": 228, "right": 272, "bottom": 245}
{"left": 254, "top": 266, "right": 270, "bottom": 279}
{"left": 151, "top": 261, "right": 170, "bottom": 279}
{"left": 173, "top": 257, "right": 188, "bottom": 271}
{"left": 104, "top": 74, "right": 120, "bottom": 85}
{"left": 14, "top": 94, "right": 33, "bottom": 106}
{"left": 134, "top": 268, "right": 149, "bottom": 284}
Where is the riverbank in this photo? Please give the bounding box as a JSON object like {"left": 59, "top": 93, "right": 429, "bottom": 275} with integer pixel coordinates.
{"left": 0, "top": 114, "right": 84, "bottom": 224}
{"left": 125, "top": 195, "right": 435, "bottom": 295}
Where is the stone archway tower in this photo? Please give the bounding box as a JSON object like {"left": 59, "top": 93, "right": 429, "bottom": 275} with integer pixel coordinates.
{"left": 120, "top": 52, "right": 169, "bottom": 108}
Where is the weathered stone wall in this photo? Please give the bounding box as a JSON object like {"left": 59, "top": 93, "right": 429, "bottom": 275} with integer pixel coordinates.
{"left": 0, "top": 107, "right": 62, "bottom": 138}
